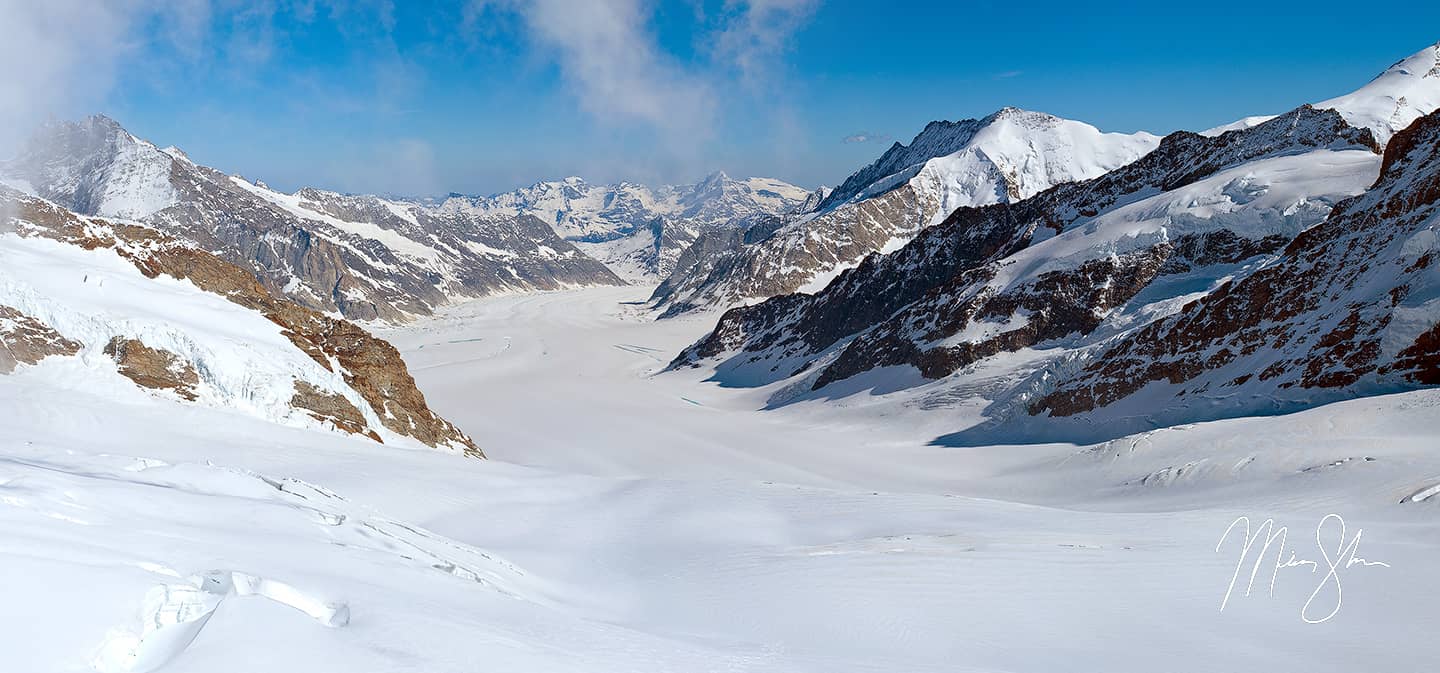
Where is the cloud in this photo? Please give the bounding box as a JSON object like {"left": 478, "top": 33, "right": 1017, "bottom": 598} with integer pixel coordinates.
{"left": 468, "top": 0, "right": 819, "bottom": 176}
{"left": 842, "top": 132, "right": 891, "bottom": 144}
{"left": 714, "top": 0, "right": 819, "bottom": 90}
{"left": 0, "top": 1, "right": 139, "bottom": 152}
{"left": 993, "top": 70, "right": 1023, "bottom": 79}
{"left": 0, "top": 0, "right": 222, "bottom": 154}
{"left": 473, "top": 0, "right": 715, "bottom": 146}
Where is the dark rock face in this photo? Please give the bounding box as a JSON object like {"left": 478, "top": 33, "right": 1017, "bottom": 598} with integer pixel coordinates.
{"left": 2, "top": 116, "right": 621, "bottom": 323}
{"left": 0, "top": 306, "right": 81, "bottom": 373}
{"left": 672, "top": 106, "right": 1379, "bottom": 395}
{"left": 3, "top": 191, "right": 482, "bottom": 456}
{"left": 1031, "top": 109, "right": 1440, "bottom": 419}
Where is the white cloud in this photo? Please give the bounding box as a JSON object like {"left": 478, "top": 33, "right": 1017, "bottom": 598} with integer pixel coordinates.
{"left": 0, "top": 0, "right": 223, "bottom": 154}
{"left": 469, "top": 0, "right": 819, "bottom": 170}
{"left": 841, "top": 132, "right": 890, "bottom": 144}
{"left": 715, "top": 0, "right": 818, "bottom": 90}
{"left": 474, "top": 0, "right": 716, "bottom": 146}
{"left": 0, "top": 1, "right": 132, "bottom": 153}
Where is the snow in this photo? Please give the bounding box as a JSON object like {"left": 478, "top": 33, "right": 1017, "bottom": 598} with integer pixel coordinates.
{"left": 1317, "top": 41, "right": 1440, "bottom": 146}
{"left": 92, "top": 134, "right": 180, "bottom": 221}
{"left": 0, "top": 230, "right": 404, "bottom": 445}
{"left": 985, "top": 148, "right": 1380, "bottom": 292}
{"left": 914, "top": 109, "right": 1162, "bottom": 223}
{"left": 2, "top": 283, "right": 1438, "bottom": 671}
{"left": 1201, "top": 115, "right": 1279, "bottom": 137}
{"left": 448, "top": 173, "right": 810, "bottom": 248}
{"left": 228, "top": 177, "right": 443, "bottom": 262}
{"left": 828, "top": 108, "right": 1161, "bottom": 223}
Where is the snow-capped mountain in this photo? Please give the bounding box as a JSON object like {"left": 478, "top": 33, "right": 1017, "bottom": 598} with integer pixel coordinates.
{"left": 443, "top": 172, "right": 812, "bottom": 282}
{"left": 0, "top": 188, "right": 479, "bottom": 454}
{"left": 1317, "top": 40, "right": 1440, "bottom": 146}
{"left": 453, "top": 172, "right": 811, "bottom": 242}
{"left": 673, "top": 105, "right": 1379, "bottom": 386}
{"left": 1026, "top": 106, "right": 1440, "bottom": 433}
{"left": 649, "top": 108, "right": 1160, "bottom": 315}
{"left": 1200, "top": 40, "right": 1440, "bottom": 143}
{"left": 672, "top": 42, "right": 1440, "bottom": 440}
{"left": 0, "top": 116, "right": 622, "bottom": 322}
{"left": 819, "top": 107, "right": 1163, "bottom": 213}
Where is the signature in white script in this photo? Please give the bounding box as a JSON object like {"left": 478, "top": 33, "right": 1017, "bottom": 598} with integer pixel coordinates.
{"left": 1215, "top": 513, "right": 1390, "bottom": 623}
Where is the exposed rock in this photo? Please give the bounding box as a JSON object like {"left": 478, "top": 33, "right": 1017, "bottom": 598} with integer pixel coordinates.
{"left": 103, "top": 337, "right": 200, "bottom": 401}
{"left": 291, "top": 380, "right": 382, "bottom": 443}
{"left": 0, "top": 305, "right": 81, "bottom": 373}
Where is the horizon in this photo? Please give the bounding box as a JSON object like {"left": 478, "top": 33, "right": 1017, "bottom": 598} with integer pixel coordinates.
{"left": 1, "top": 2, "right": 1438, "bottom": 198}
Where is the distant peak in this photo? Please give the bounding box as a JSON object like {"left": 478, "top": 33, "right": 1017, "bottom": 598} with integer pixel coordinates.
{"left": 81, "top": 113, "right": 124, "bottom": 130}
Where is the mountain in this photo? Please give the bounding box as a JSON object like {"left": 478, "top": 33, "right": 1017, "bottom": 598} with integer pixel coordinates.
{"left": 670, "top": 41, "right": 1440, "bottom": 443}
{"left": 1198, "top": 40, "right": 1440, "bottom": 141}
{"left": 0, "top": 188, "right": 480, "bottom": 455}
{"left": 649, "top": 108, "right": 1161, "bottom": 315}
{"left": 672, "top": 105, "right": 1378, "bottom": 385}
{"left": 1317, "top": 40, "right": 1440, "bottom": 146}
{"left": 0, "top": 116, "right": 621, "bottom": 322}
{"left": 444, "top": 172, "right": 813, "bottom": 281}
{"left": 1025, "top": 107, "right": 1440, "bottom": 433}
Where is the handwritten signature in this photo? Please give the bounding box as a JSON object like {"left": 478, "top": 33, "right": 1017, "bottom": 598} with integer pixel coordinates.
{"left": 1216, "top": 514, "right": 1390, "bottom": 623}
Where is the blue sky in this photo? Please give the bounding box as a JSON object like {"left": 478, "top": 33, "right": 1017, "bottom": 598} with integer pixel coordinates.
{"left": 6, "top": 1, "right": 1440, "bottom": 196}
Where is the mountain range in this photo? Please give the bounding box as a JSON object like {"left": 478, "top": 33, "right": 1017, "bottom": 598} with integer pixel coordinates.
{"left": 648, "top": 107, "right": 1161, "bottom": 316}
{"left": 3, "top": 40, "right": 1439, "bottom": 452}
{"left": 673, "top": 40, "right": 1440, "bottom": 442}
{"left": 444, "top": 172, "right": 815, "bottom": 282}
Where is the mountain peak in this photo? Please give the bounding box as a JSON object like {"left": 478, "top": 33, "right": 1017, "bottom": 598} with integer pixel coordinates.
{"left": 1317, "top": 41, "right": 1440, "bottom": 146}
{"left": 83, "top": 113, "right": 124, "bottom": 130}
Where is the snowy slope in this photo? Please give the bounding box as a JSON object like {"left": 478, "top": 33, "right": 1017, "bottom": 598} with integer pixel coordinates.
{"left": 0, "top": 190, "right": 478, "bottom": 453}
{"left": 1023, "top": 106, "right": 1440, "bottom": 435}
{"left": 4, "top": 281, "right": 1438, "bottom": 672}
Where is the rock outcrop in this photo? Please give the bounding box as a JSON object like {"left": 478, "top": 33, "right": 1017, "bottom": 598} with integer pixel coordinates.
{"left": 0, "top": 305, "right": 81, "bottom": 374}
{"left": 104, "top": 337, "right": 200, "bottom": 401}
